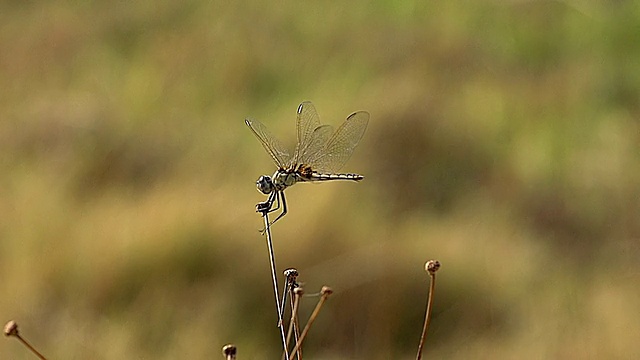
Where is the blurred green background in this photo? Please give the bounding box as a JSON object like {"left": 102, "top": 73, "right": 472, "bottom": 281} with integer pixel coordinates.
{"left": 1, "top": 1, "right": 639, "bottom": 359}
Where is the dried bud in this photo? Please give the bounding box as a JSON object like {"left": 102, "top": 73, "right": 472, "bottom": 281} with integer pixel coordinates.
{"left": 283, "top": 268, "right": 299, "bottom": 278}
{"left": 222, "top": 343, "right": 237, "bottom": 358}
{"left": 3, "top": 321, "right": 18, "bottom": 337}
{"left": 425, "top": 260, "right": 441, "bottom": 275}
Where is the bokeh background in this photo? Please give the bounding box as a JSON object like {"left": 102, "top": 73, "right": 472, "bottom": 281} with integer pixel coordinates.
{"left": 2, "top": 1, "right": 639, "bottom": 359}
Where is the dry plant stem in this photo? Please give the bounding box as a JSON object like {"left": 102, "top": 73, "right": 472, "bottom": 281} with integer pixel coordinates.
{"left": 289, "top": 290, "right": 302, "bottom": 360}
{"left": 261, "top": 213, "right": 289, "bottom": 360}
{"left": 415, "top": 273, "right": 435, "bottom": 360}
{"left": 289, "top": 287, "right": 333, "bottom": 357}
{"left": 282, "top": 272, "right": 301, "bottom": 360}
{"left": 416, "top": 261, "right": 439, "bottom": 360}
{"left": 3, "top": 321, "right": 48, "bottom": 360}
{"left": 280, "top": 269, "right": 298, "bottom": 324}
{"left": 282, "top": 288, "right": 303, "bottom": 360}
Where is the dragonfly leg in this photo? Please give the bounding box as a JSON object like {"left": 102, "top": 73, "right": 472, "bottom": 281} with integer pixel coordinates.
{"left": 256, "top": 201, "right": 270, "bottom": 213}
{"left": 268, "top": 191, "right": 281, "bottom": 213}
{"left": 258, "top": 191, "right": 287, "bottom": 233}
{"left": 257, "top": 191, "right": 280, "bottom": 214}
{"left": 258, "top": 191, "right": 282, "bottom": 233}
{"left": 268, "top": 191, "right": 288, "bottom": 226}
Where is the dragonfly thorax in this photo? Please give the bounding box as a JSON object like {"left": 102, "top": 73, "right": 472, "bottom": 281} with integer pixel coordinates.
{"left": 272, "top": 169, "right": 299, "bottom": 188}
{"left": 256, "top": 169, "right": 299, "bottom": 195}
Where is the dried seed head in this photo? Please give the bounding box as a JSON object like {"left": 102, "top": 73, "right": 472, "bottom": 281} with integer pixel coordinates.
{"left": 320, "top": 286, "right": 334, "bottom": 296}
{"left": 284, "top": 268, "right": 299, "bottom": 278}
{"left": 222, "top": 344, "right": 237, "bottom": 357}
{"left": 3, "top": 321, "right": 18, "bottom": 337}
{"left": 425, "top": 260, "right": 441, "bottom": 274}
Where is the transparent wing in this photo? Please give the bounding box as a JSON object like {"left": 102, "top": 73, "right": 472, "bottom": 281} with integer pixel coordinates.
{"left": 312, "top": 111, "right": 369, "bottom": 173}
{"left": 298, "top": 124, "right": 333, "bottom": 166}
{"left": 292, "top": 101, "right": 321, "bottom": 166}
{"left": 245, "top": 118, "right": 291, "bottom": 168}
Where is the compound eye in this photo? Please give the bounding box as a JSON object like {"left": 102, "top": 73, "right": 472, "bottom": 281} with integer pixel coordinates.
{"left": 256, "top": 175, "right": 274, "bottom": 194}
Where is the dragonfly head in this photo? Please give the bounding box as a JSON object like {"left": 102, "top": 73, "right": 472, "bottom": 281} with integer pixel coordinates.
{"left": 256, "top": 175, "right": 275, "bottom": 195}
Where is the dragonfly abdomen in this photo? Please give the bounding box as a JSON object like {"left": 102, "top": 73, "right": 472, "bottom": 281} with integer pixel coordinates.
{"left": 306, "top": 172, "right": 364, "bottom": 182}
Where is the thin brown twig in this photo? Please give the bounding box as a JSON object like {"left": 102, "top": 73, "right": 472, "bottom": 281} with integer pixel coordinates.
{"left": 282, "top": 287, "right": 303, "bottom": 360}
{"left": 260, "top": 211, "right": 289, "bottom": 360}
{"left": 290, "top": 289, "right": 302, "bottom": 360}
{"left": 289, "top": 286, "right": 333, "bottom": 357}
{"left": 416, "top": 260, "right": 440, "bottom": 360}
{"left": 4, "top": 321, "right": 48, "bottom": 360}
{"left": 280, "top": 269, "right": 299, "bottom": 331}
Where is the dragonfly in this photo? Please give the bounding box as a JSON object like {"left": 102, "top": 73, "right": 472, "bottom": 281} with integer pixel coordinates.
{"left": 245, "top": 101, "right": 369, "bottom": 228}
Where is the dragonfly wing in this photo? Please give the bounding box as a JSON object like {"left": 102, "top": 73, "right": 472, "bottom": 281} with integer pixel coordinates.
{"left": 292, "top": 101, "right": 322, "bottom": 166}
{"left": 245, "top": 118, "right": 291, "bottom": 168}
{"left": 313, "top": 110, "right": 369, "bottom": 173}
{"left": 298, "top": 124, "right": 333, "bottom": 166}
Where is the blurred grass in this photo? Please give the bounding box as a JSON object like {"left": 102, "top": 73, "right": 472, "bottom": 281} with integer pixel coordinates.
{"left": 1, "top": 0, "right": 640, "bottom": 359}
